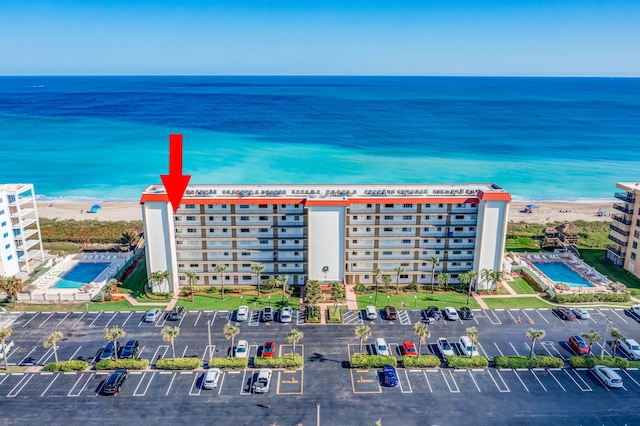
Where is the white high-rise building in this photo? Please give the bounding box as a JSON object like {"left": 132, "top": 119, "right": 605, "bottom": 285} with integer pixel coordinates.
{"left": 140, "top": 183, "right": 511, "bottom": 293}
{"left": 0, "top": 184, "right": 45, "bottom": 276}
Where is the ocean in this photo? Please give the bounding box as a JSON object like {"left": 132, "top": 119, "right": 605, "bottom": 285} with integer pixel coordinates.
{"left": 1, "top": 76, "right": 639, "bottom": 202}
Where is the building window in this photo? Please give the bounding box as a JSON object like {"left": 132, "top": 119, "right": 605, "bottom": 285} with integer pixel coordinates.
{"left": 294, "top": 251, "right": 299, "bottom": 256}
{"left": 383, "top": 251, "right": 392, "bottom": 255}
{"left": 239, "top": 205, "right": 249, "bottom": 209}
{"left": 281, "top": 240, "right": 286, "bottom": 244}
{"left": 185, "top": 204, "right": 195, "bottom": 208}
{"left": 240, "top": 228, "right": 249, "bottom": 233}
{"left": 633, "top": 241, "right": 638, "bottom": 249}
{"left": 366, "top": 215, "right": 372, "bottom": 220}
{"left": 0, "top": 221, "right": 5, "bottom": 227}
{"left": 366, "top": 228, "right": 371, "bottom": 232}
{"left": 189, "top": 263, "right": 198, "bottom": 267}
{"left": 4, "top": 244, "right": 9, "bottom": 249}
{"left": 353, "top": 228, "right": 358, "bottom": 231}
{"left": 403, "top": 204, "right": 413, "bottom": 208}
{"left": 7, "top": 255, "right": 12, "bottom": 260}
{"left": 241, "top": 252, "right": 251, "bottom": 256}
{"left": 294, "top": 216, "right": 300, "bottom": 221}
{"left": 467, "top": 251, "right": 473, "bottom": 254}
{"left": 401, "top": 251, "right": 410, "bottom": 255}
{"left": 222, "top": 216, "right": 227, "bottom": 221}
{"left": 240, "top": 216, "right": 249, "bottom": 221}
{"left": 384, "top": 227, "right": 392, "bottom": 232}
{"left": 453, "top": 239, "right": 462, "bottom": 243}
{"left": 365, "top": 251, "right": 371, "bottom": 255}
{"left": 453, "top": 250, "right": 462, "bottom": 255}
{"left": 425, "top": 215, "right": 430, "bottom": 220}
{"left": 222, "top": 228, "right": 228, "bottom": 233}
{"left": 221, "top": 204, "right": 227, "bottom": 208}
{"left": 455, "top": 215, "right": 464, "bottom": 220}
{"left": 260, "top": 240, "right": 268, "bottom": 244}
{"left": 281, "top": 204, "right": 287, "bottom": 208}
{"left": 631, "top": 253, "right": 637, "bottom": 260}
{"left": 353, "top": 215, "right": 358, "bottom": 220}
{"left": 242, "top": 263, "right": 251, "bottom": 267}
{"left": 385, "top": 204, "right": 394, "bottom": 208}
{"left": 421, "top": 274, "right": 426, "bottom": 279}
{"left": 439, "top": 204, "right": 444, "bottom": 208}
{"left": 187, "top": 228, "right": 197, "bottom": 233}
{"left": 259, "top": 216, "right": 268, "bottom": 221}
{"left": 281, "top": 215, "right": 286, "bottom": 220}
{"left": 435, "top": 250, "right": 440, "bottom": 254}
{"left": 424, "top": 204, "right": 431, "bottom": 208}
{"left": 352, "top": 251, "right": 357, "bottom": 255}
{"left": 364, "top": 275, "right": 370, "bottom": 279}
{"left": 403, "top": 215, "right": 412, "bottom": 220}
{"left": 242, "top": 275, "right": 252, "bottom": 280}
{"left": 294, "top": 240, "right": 300, "bottom": 244}
{"left": 384, "top": 215, "right": 394, "bottom": 220}
{"left": 259, "top": 204, "right": 268, "bottom": 208}
{"left": 401, "top": 262, "right": 409, "bottom": 266}
{"left": 281, "top": 228, "right": 287, "bottom": 232}
{"left": 208, "top": 216, "right": 214, "bottom": 221}
{"left": 402, "top": 227, "right": 412, "bottom": 232}
{"left": 260, "top": 228, "right": 268, "bottom": 233}
{"left": 366, "top": 204, "right": 372, "bottom": 208}
{"left": 400, "top": 274, "right": 409, "bottom": 279}
{"left": 0, "top": 210, "right": 3, "bottom": 215}
{"left": 352, "top": 240, "right": 358, "bottom": 243}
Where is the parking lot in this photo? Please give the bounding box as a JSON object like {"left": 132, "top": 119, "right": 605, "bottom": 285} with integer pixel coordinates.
{"left": 2, "top": 306, "right": 640, "bottom": 425}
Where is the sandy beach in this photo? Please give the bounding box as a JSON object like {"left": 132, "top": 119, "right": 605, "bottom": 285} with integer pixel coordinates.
{"left": 36, "top": 200, "right": 614, "bottom": 224}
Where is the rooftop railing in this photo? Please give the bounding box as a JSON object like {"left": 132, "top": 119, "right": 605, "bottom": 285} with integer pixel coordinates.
{"left": 613, "top": 203, "right": 634, "bottom": 214}
{"left": 608, "top": 235, "right": 628, "bottom": 247}
{"left": 612, "top": 215, "right": 632, "bottom": 226}
{"left": 614, "top": 192, "right": 635, "bottom": 203}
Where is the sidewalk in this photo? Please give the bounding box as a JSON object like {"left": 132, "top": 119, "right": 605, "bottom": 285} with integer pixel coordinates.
{"left": 115, "top": 292, "right": 173, "bottom": 307}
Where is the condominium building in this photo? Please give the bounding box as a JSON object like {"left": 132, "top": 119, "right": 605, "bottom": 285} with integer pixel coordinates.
{"left": 140, "top": 183, "right": 511, "bottom": 293}
{"left": 606, "top": 182, "right": 640, "bottom": 278}
{"left": 0, "top": 184, "right": 45, "bottom": 276}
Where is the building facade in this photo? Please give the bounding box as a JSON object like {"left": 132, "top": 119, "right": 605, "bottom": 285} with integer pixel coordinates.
{"left": 140, "top": 183, "right": 511, "bottom": 293}
{"left": 0, "top": 184, "right": 45, "bottom": 276}
{"left": 606, "top": 182, "right": 640, "bottom": 278}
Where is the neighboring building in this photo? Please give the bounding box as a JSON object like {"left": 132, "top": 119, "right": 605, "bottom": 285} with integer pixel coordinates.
{"left": 606, "top": 182, "right": 640, "bottom": 278}
{"left": 0, "top": 184, "right": 45, "bottom": 276}
{"left": 140, "top": 183, "right": 511, "bottom": 294}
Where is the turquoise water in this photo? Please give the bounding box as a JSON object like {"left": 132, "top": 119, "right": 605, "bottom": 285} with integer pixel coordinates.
{"left": 53, "top": 263, "right": 110, "bottom": 289}
{"left": 532, "top": 262, "right": 594, "bottom": 288}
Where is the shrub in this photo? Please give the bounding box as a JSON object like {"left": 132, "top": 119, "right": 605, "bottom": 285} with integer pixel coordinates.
{"left": 569, "top": 356, "right": 629, "bottom": 369}
{"left": 327, "top": 306, "right": 344, "bottom": 323}
{"left": 405, "top": 282, "right": 418, "bottom": 291}
{"left": 43, "top": 360, "right": 89, "bottom": 372}
{"left": 350, "top": 354, "right": 397, "bottom": 368}
{"left": 493, "top": 355, "right": 563, "bottom": 369}
{"left": 254, "top": 355, "right": 304, "bottom": 369}
{"left": 92, "top": 292, "right": 104, "bottom": 303}
{"left": 354, "top": 283, "right": 368, "bottom": 294}
{"left": 402, "top": 355, "right": 441, "bottom": 368}
{"left": 554, "top": 293, "right": 630, "bottom": 303}
{"left": 209, "top": 357, "right": 248, "bottom": 370}
{"left": 155, "top": 357, "right": 201, "bottom": 370}
{"left": 628, "top": 360, "right": 640, "bottom": 368}
{"left": 143, "top": 291, "right": 172, "bottom": 301}
{"left": 95, "top": 358, "right": 149, "bottom": 370}
{"left": 446, "top": 356, "right": 489, "bottom": 369}
{"left": 305, "top": 306, "right": 321, "bottom": 323}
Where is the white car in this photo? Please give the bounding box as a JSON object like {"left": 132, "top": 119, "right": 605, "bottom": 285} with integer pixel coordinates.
{"left": 573, "top": 307, "right": 590, "bottom": 319}
{"left": 235, "top": 340, "right": 249, "bottom": 358}
{"left": 374, "top": 338, "right": 390, "bottom": 356}
{"left": 437, "top": 338, "right": 455, "bottom": 357}
{"left": 0, "top": 340, "right": 14, "bottom": 360}
{"left": 237, "top": 305, "right": 249, "bottom": 321}
{"left": 442, "top": 307, "right": 459, "bottom": 321}
{"left": 618, "top": 338, "right": 640, "bottom": 360}
{"left": 144, "top": 308, "right": 162, "bottom": 323}
{"left": 253, "top": 368, "right": 273, "bottom": 393}
{"left": 280, "top": 307, "right": 292, "bottom": 323}
{"left": 202, "top": 368, "right": 222, "bottom": 389}
{"left": 631, "top": 305, "right": 640, "bottom": 317}
{"left": 592, "top": 365, "right": 623, "bottom": 388}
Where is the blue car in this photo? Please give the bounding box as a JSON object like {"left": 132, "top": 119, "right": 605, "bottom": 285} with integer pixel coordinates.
{"left": 381, "top": 365, "right": 398, "bottom": 387}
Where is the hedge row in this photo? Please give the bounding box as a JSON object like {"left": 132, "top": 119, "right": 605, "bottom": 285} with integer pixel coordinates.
{"left": 209, "top": 357, "right": 249, "bottom": 370}
{"left": 513, "top": 267, "right": 548, "bottom": 292}
{"left": 95, "top": 358, "right": 149, "bottom": 370}
{"left": 254, "top": 355, "right": 304, "bottom": 369}
{"left": 402, "top": 355, "right": 441, "bottom": 368}
{"left": 327, "top": 307, "right": 344, "bottom": 324}
{"left": 446, "top": 356, "right": 489, "bottom": 369}
{"left": 43, "top": 360, "right": 89, "bottom": 372}
{"left": 554, "top": 293, "right": 631, "bottom": 303}
{"left": 350, "top": 354, "right": 398, "bottom": 368}
{"left": 494, "top": 355, "right": 563, "bottom": 369}
{"left": 305, "top": 307, "right": 321, "bottom": 323}
{"left": 569, "top": 356, "right": 629, "bottom": 369}
{"left": 155, "top": 357, "right": 201, "bottom": 370}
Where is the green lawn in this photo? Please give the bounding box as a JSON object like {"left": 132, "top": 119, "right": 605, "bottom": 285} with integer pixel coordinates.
{"left": 483, "top": 297, "right": 553, "bottom": 309}
{"left": 356, "top": 291, "right": 479, "bottom": 310}
{"left": 508, "top": 277, "right": 540, "bottom": 295}
{"left": 505, "top": 237, "right": 540, "bottom": 252}
{"left": 175, "top": 293, "right": 300, "bottom": 311}
{"left": 581, "top": 249, "right": 640, "bottom": 298}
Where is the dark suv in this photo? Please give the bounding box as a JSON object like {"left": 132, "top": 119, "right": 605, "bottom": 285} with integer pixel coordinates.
{"left": 168, "top": 306, "right": 185, "bottom": 321}
{"left": 553, "top": 306, "right": 576, "bottom": 321}
{"left": 119, "top": 339, "right": 139, "bottom": 359}
{"left": 102, "top": 369, "right": 127, "bottom": 395}
{"left": 384, "top": 306, "right": 398, "bottom": 320}
{"left": 99, "top": 341, "right": 120, "bottom": 361}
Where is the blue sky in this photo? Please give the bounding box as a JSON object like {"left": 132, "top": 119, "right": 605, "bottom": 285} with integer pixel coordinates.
{"left": 1, "top": 0, "right": 639, "bottom": 76}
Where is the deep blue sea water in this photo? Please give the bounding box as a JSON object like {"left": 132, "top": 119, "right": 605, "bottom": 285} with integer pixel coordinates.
{"left": 1, "top": 76, "right": 639, "bottom": 201}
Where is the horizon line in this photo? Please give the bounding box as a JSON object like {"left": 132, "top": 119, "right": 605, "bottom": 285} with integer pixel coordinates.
{"left": 2, "top": 74, "right": 639, "bottom": 79}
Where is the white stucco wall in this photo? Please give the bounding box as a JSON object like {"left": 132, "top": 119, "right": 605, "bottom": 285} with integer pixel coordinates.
{"left": 474, "top": 200, "right": 509, "bottom": 290}
{"left": 307, "top": 206, "right": 345, "bottom": 282}
{"left": 142, "top": 202, "right": 178, "bottom": 294}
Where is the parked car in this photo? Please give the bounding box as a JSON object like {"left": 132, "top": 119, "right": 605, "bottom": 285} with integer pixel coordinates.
{"left": 553, "top": 306, "right": 576, "bottom": 321}
{"left": 568, "top": 335, "right": 589, "bottom": 355}
{"left": 592, "top": 365, "right": 623, "bottom": 388}
{"left": 459, "top": 307, "right": 474, "bottom": 320}
{"left": 381, "top": 365, "right": 399, "bottom": 387}
{"left": 119, "top": 339, "right": 139, "bottom": 359}
{"left": 144, "top": 308, "right": 162, "bottom": 323}
{"left": 375, "top": 338, "right": 390, "bottom": 356}
{"left": 253, "top": 368, "right": 273, "bottom": 393}
{"left": 572, "top": 307, "right": 590, "bottom": 319}
{"left": 237, "top": 305, "right": 249, "bottom": 321}
{"left": 402, "top": 340, "right": 418, "bottom": 357}
{"left": 202, "top": 368, "right": 222, "bottom": 389}
{"left": 437, "top": 338, "right": 455, "bottom": 357}
{"left": 631, "top": 305, "right": 640, "bottom": 317}
{"left": 423, "top": 306, "right": 442, "bottom": 321}
{"left": 168, "top": 306, "right": 185, "bottom": 321}
{"left": 442, "top": 307, "right": 459, "bottom": 321}
{"left": 99, "top": 341, "right": 120, "bottom": 361}
{"left": 235, "top": 340, "right": 249, "bottom": 358}
{"left": 102, "top": 369, "right": 127, "bottom": 395}
{"left": 618, "top": 338, "right": 640, "bottom": 360}
{"left": 0, "top": 341, "right": 14, "bottom": 360}
{"left": 262, "top": 341, "right": 276, "bottom": 358}
{"left": 365, "top": 306, "right": 378, "bottom": 320}
{"left": 280, "top": 307, "right": 292, "bottom": 323}
{"left": 262, "top": 306, "right": 274, "bottom": 322}
{"left": 459, "top": 336, "right": 479, "bottom": 357}
{"left": 384, "top": 306, "right": 398, "bottom": 320}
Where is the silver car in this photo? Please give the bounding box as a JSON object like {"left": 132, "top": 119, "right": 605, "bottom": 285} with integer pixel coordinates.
{"left": 202, "top": 368, "right": 222, "bottom": 389}
{"left": 280, "top": 307, "right": 292, "bottom": 323}
{"left": 437, "top": 338, "right": 455, "bottom": 357}
{"left": 144, "top": 308, "right": 162, "bottom": 322}
{"left": 592, "top": 365, "right": 623, "bottom": 388}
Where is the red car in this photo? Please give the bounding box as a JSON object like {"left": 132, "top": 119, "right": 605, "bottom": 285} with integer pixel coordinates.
{"left": 402, "top": 340, "right": 418, "bottom": 357}
{"left": 262, "top": 341, "right": 276, "bottom": 358}
{"left": 569, "top": 335, "right": 589, "bottom": 355}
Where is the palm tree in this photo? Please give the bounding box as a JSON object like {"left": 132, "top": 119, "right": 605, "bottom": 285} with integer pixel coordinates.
{"left": 466, "top": 326, "right": 479, "bottom": 358}
{"left": 0, "top": 327, "right": 13, "bottom": 370}
{"left": 413, "top": 322, "right": 430, "bottom": 355}
{"left": 437, "top": 272, "right": 450, "bottom": 290}
{"left": 103, "top": 326, "right": 126, "bottom": 361}
{"left": 382, "top": 275, "right": 392, "bottom": 294}
{"left": 465, "top": 270, "right": 478, "bottom": 305}
{"left": 150, "top": 270, "right": 168, "bottom": 293}
{"left": 489, "top": 270, "right": 504, "bottom": 294}
{"left": 44, "top": 331, "right": 64, "bottom": 364}
{"left": 526, "top": 328, "right": 546, "bottom": 359}
{"left": 161, "top": 326, "right": 180, "bottom": 361}
{"left": 251, "top": 264, "right": 265, "bottom": 297}
{"left": 215, "top": 264, "right": 229, "bottom": 300}
{"left": 429, "top": 257, "right": 440, "bottom": 294}
{"left": 355, "top": 325, "right": 372, "bottom": 354}
{"left": 394, "top": 266, "right": 405, "bottom": 295}
{"left": 610, "top": 328, "right": 624, "bottom": 356}
{"left": 481, "top": 268, "right": 492, "bottom": 293}
{"left": 223, "top": 324, "right": 240, "bottom": 357}
{"left": 279, "top": 274, "right": 289, "bottom": 304}
{"left": 185, "top": 270, "right": 198, "bottom": 303}
{"left": 581, "top": 330, "right": 602, "bottom": 356}
{"left": 372, "top": 268, "right": 381, "bottom": 304}
{"left": 458, "top": 272, "right": 471, "bottom": 304}
{"left": 1, "top": 276, "right": 23, "bottom": 307}
{"left": 120, "top": 231, "right": 137, "bottom": 249}
{"left": 304, "top": 280, "right": 322, "bottom": 308}
{"left": 330, "top": 281, "right": 345, "bottom": 308}
{"left": 286, "top": 328, "right": 304, "bottom": 357}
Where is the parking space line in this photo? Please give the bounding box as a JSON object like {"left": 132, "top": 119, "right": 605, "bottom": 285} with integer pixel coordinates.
{"left": 509, "top": 343, "right": 522, "bottom": 356}
{"left": 189, "top": 373, "right": 202, "bottom": 396}
{"left": 468, "top": 370, "right": 481, "bottom": 392}
{"left": 493, "top": 342, "right": 505, "bottom": 356}
{"left": 70, "top": 312, "right": 87, "bottom": 328}
{"left": 530, "top": 370, "right": 547, "bottom": 391}
{"left": 193, "top": 311, "right": 203, "bottom": 327}
{"left": 240, "top": 369, "right": 254, "bottom": 395}
{"left": 104, "top": 312, "right": 119, "bottom": 328}
{"left": 120, "top": 312, "right": 134, "bottom": 327}
{"left": 534, "top": 310, "right": 549, "bottom": 324}
{"left": 619, "top": 369, "right": 640, "bottom": 388}
{"left": 422, "top": 370, "right": 434, "bottom": 392}
{"left": 69, "top": 372, "right": 93, "bottom": 397}
{"left": 441, "top": 370, "right": 460, "bottom": 393}
{"left": 177, "top": 311, "right": 187, "bottom": 327}
{"left": 594, "top": 342, "right": 612, "bottom": 357}
{"left": 151, "top": 345, "right": 170, "bottom": 365}
{"left": 181, "top": 345, "right": 189, "bottom": 358}
{"left": 487, "top": 369, "right": 510, "bottom": 392}
{"left": 156, "top": 312, "right": 168, "bottom": 328}
{"left": 165, "top": 373, "right": 177, "bottom": 396}
{"left": 398, "top": 369, "right": 412, "bottom": 393}
{"left": 37, "top": 348, "right": 54, "bottom": 366}
{"left": 520, "top": 310, "right": 533, "bottom": 323}
{"left": 563, "top": 369, "right": 592, "bottom": 392}
{"left": 512, "top": 370, "right": 529, "bottom": 392}
{"left": 477, "top": 343, "right": 490, "bottom": 360}
{"left": 506, "top": 309, "right": 518, "bottom": 324}
{"left": 541, "top": 341, "right": 566, "bottom": 361}
{"left": 483, "top": 310, "right": 502, "bottom": 325}
{"left": 41, "top": 373, "right": 60, "bottom": 397}
{"left": 19, "top": 346, "right": 38, "bottom": 365}
{"left": 54, "top": 312, "right": 71, "bottom": 328}
{"left": 547, "top": 369, "right": 566, "bottom": 392}
{"left": 398, "top": 310, "right": 411, "bottom": 325}
{"left": 217, "top": 372, "right": 225, "bottom": 395}
{"left": 248, "top": 310, "right": 260, "bottom": 327}
{"left": 7, "top": 373, "right": 34, "bottom": 398}
{"left": 67, "top": 346, "right": 82, "bottom": 361}
{"left": 21, "top": 313, "right": 40, "bottom": 328}
{"left": 134, "top": 372, "right": 156, "bottom": 396}
{"left": 88, "top": 312, "right": 102, "bottom": 327}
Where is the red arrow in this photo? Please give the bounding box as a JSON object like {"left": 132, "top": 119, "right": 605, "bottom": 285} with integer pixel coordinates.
{"left": 161, "top": 134, "right": 191, "bottom": 213}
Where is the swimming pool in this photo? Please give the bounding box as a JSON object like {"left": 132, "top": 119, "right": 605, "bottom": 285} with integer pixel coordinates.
{"left": 531, "top": 262, "right": 594, "bottom": 288}
{"left": 53, "top": 263, "right": 111, "bottom": 289}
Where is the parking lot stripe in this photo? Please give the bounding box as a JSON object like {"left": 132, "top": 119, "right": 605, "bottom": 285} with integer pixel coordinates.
{"left": 166, "top": 373, "right": 177, "bottom": 396}
{"left": 547, "top": 369, "right": 566, "bottom": 392}
{"left": 104, "top": 312, "right": 119, "bottom": 327}
{"left": 563, "top": 369, "right": 592, "bottom": 392}
{"left": 520, "top": 310, "right": 533, "bottom": 323}
{"left": 541, "top": 341, "right": 566, "bottom": 361}
{"left": 67, "top": 346, "right": 82, "bottom": 361}
{"left": 512, "top": 370, "right": 529, "bottom": 392}
{"left": 21, "top": 313, "right": 40, "bottom": 328}
{"left": 7, "top": 373, "right": 34, "bottom": 398}
{"left": 88, "top": 312, "right": 102, "bottom": 327}
{"left": 506, "top": 310, "right": 518, "bottom": 324}
{"left": 134, "top": 372, "right": 156, "bottom": 396}
{"left": 594, "top": 342, "right": 612, "bottom": 357}
{"left": 620, "top": 369, "right": 640, "bottom": 388}
{"left": 120, "top": 312, "right": 134, "bottom": 327}
{"left": 606, "top": 308, "right": 628, "bottom": 324}
{"left": 70, "top": 312, "right": 87, "bottom": 328}
{"left": 422, "top": 370, "right": 434, "bottom": 392}
{"left": 468, "top": 370, "right": 481, "bottom": 392}
{"left": 55, "top": 312, "right": 71, "bottom": 327}
{"left": 151, "top": 345, "right": 170, "bottom": 364}
{"left": 530, "top": 370, "right": 547, "bottom": 391}
{"left": 509, "top": 343, "right": 522, "bottom": 357}
{"left": 441, "top": 369, "right": 460, "bottom": 393}
{"left": 477, "top": 343, "right": 490, "bottom": 360}
{"left": 487, "top": 369, "right": 510, "bottom": 392}
{"left": 69, "top": 373, "right": 93, "bottom": 397}
{"left": 177, "top": 311, "right": 187, "bottom": 327}
{"left": 217, "top": 372, "right": 225, "bottom": 395}
{"left": 492, "top": 342, "right": 505, "bottom": 357}
{"left": 483, "top": 310, "right": 502, "bottom": 325}
{"left": 398, "top": 369, "right": 412, "bottom": 393}
{"left": 241, "top": 369, "right": 254, "bottom": 395}
{"left": 188, "top": 373, "right": 202, "bottom": 396}
{"left": 534, "top": 310, "right": 550, "bottom": 324}
{"left": 193, "top": 311, "right": 203, "bottom": 327}
{"left": 36, "top": 347, "right": 54, "bottom": 366}
{"left": 181, "top": 345, "right": 189, "bottom": 358}
{"left": 41, "top": 373, "right": 60, "bottom": 397}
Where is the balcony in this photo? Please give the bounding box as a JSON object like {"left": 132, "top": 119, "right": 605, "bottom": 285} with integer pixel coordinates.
{"left": 613, "top": 203, "right": 634, "bottom": 214}
{"left": 605, "top": 247, "right": 625, "bottom": 267}
{"left": 608, "top": 235, "right": 628, "bottom": 247}
{"left": 614, "top": 192, "right": 635, "bottom": 203}
{"left": 612, "top": 215, "right": 632, "bottom": 226}
{"left": 609, "top": 224, "right": 630, "bottom": 237}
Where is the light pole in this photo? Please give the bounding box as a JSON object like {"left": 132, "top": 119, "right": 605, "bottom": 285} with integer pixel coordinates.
{"left": 601, "top": 317, "right": 612, "bottom": 360}
{"left": 207, "top": 320, "right": 212, "bottom": 358}
{"left": 369, "top": 294, "right": 372, "bottom": 306}
{"left": 240, "top": 295, "right": 244, "bottom": 305}
{"left": 414, "top": 294, "right": 417, "bottom": 308}
{"left": 387, "top": 294, "right": 390, "bottom": 304}
{"left": 316, "top": 403, "right": 320, "bottom": 426}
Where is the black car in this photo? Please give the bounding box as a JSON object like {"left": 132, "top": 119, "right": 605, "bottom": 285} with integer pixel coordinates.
{"left": 384, "top": 306, "right": 398, "bottom": 320}
{"left": 459, "top": 307, "right": 474, "bottom": 320}
{"left": 168, "top": 306, "right": 185, "bottom": 321}
{"left": 102, "top": 369, "right": 127, "bottom": 395}
{"left": 119, "top": 339, "right": 139, "bottom": 359}
{"left": 99, "top": 341, "right": 120, "bottom": 361}
{"left": 553, "top": 306, "right": 576, "bottom": 321}
{"left": 422, "top": 306, "right": 442, "bottom": 321}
